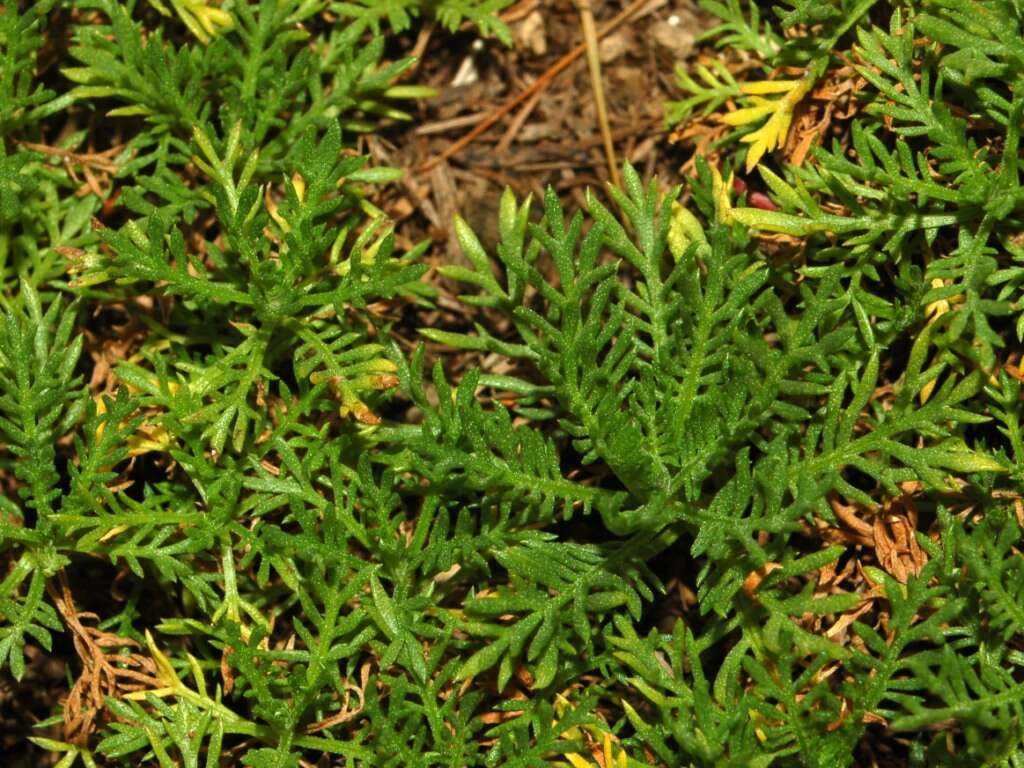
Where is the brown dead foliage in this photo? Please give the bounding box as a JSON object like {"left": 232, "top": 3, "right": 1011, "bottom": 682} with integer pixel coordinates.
{"left": 827, "top": 483, "right": 929, "bottom": 584}
{"left": 46, "top": 571, "right": 160, "bottom": 745}
{"left": 303, "top": 662, "right": 370, "bottom": 735}
{"left": 783, "top": 64, "right": 867, "bottom": 168}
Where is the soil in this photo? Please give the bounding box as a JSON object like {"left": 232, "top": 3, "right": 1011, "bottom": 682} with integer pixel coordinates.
{"left": 373, "top": 0, "right": 712, "bottom": 254}
{"left": 369, "top": 0, "right": 716, "bottom": 386}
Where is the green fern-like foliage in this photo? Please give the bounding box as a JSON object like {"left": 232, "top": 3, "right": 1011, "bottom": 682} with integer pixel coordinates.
{"left": 3, "top": 0, "right": 1024, "bottom": 766}
{"left": 333, "top": 0, "right": 514, "bottom": 42}
{"left": 422, "top": 150, "right": 1019, "bottom": 761}
{"left": 63, "top": 0, "right": 431, "bottom": 448}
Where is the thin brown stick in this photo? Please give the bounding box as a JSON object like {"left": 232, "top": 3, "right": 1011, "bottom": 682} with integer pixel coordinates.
{"left": 404, "top": 21, "right": 436, "bottom": 77}
{"left": 576, "top": 0, "right": 620, "bottom": 187}
{"left": 417, "top": 0, "right": 653, "bottom": 174}
{"left": 416, "top": 111, "right": 495, "bottom": 136}
{"left": 500, "top": 0, "right": 542, "bottom": 24}
{"left": 15, "top": 139, "right": 121, "bottom": 173}
{"left": 496, "top": 86, "right": 544, "bottom": 154}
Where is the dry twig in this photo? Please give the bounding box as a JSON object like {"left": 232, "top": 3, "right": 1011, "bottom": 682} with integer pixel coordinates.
{"left": 576, "top": 0, "right": 620, "bottom": 186}
{"left": 418, "top": 0, "right": 653, "bottom": 173}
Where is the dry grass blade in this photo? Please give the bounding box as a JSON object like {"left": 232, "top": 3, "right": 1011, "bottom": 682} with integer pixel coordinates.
{"left": 576, "top": 0, "right": 620, "bottom": 187}
{"left": 418, "top": 0, "right": 654, "bottom": 173}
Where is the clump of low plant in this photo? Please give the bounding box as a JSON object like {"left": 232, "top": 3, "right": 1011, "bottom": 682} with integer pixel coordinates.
{"left": 3, "top": 0, "right": 1024, "bottom": 766}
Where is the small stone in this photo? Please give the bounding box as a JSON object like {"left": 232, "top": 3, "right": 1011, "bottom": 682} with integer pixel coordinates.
{"left": 518, "top": 123, "right": 559, "bottom": 143}
{"left": 611, "top": 66, "right": 645, "bottom": 97}
{"left": 516, "top": 10, "right": 547, "bottom": 56}
{"left": 651, "top": 17, "right": 695, "bottom": 59}
{"left": 598, "top": 32, "right": 630, "bottom": 64}
{"left": 450, "top": 55, "right": 479, "bottom": 87}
